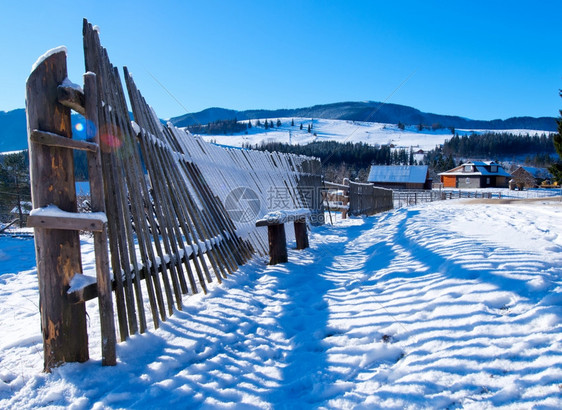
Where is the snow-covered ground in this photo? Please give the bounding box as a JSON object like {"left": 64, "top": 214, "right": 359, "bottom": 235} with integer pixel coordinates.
{"left": 1, "top": 197, "right": 562, "bottom": 408}
{"left": 199, "top": 118, "right": 552, "bottom": 152}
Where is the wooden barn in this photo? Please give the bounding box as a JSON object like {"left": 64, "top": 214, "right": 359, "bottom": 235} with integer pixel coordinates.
{"left": 367, "top": 165, "right": 431, "bottom": 190}
{"left": 439, "top": 161, "right": 511, "bottom": 188}
{"left": 510, "top": 166, "right": 552, "bottom": 188}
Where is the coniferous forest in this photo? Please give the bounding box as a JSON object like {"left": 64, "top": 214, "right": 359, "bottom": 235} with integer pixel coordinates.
{"left": 443, "top": 132, "right": 554, "bottom": 158}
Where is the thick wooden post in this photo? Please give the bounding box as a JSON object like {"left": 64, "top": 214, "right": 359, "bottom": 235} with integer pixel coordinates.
{"left": 294, "top": 220, "right": 309, "bottom": 250}
{"left": 26, "top": 49, "right": 89, "bottom": 371}
{"left": 267, "top": 224, "right": 287, "bottom": 265}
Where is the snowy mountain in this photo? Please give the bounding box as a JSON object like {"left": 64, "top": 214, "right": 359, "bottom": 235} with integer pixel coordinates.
{"left": 169, "top": 101, "right": 558, "bottom": 131}
{"left": 198, "top": 117, "right": 553, "bottom": 152}
{"left": 0, "top": 102, "right": 556, "bottom": 153}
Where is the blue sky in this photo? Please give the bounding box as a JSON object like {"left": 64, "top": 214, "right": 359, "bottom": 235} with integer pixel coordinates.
{"left": 1, "top": 0, "right": 560, "bottom": 120}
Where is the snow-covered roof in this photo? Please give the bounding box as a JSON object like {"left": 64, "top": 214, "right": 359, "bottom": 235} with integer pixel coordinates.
{"left": 521, "top": 166, "right": 552, "bottom": 179}
{"left": 438, "top": 161, "right": 511, "bottom": 177}
{"left": 368, "top": 165, "right": 428, "bottom": 184}
{"left": 475, "top": 165, "right": 511, "bottom": 177}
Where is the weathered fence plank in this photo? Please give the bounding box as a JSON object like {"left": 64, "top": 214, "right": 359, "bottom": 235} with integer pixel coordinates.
{"left": 84, "top": 72, "right": 116, "bottom": 366}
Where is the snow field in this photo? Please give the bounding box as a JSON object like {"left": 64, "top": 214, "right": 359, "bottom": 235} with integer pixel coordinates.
{"left": 200, "top": 117, "right": 552, "bottom": 152}
{"left": 1, "top": 199, "right": 562, "bottom": 408}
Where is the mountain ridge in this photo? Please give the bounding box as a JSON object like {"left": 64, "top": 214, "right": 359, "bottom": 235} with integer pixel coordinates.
{"left": 169, "top": 101, "right": 558, "bottom": 132}
{"left": 0, "top": 102, "right": 557, "bottom": 153}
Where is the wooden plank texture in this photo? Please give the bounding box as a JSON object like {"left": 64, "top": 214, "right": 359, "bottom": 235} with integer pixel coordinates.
{"left": 26, "top": 48, "right": 89, "bottom": 372}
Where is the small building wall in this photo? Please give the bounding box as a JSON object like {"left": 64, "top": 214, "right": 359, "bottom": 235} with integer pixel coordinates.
{"left": 511, "top": 168, "right": 537, "bottom": 188}
{"left": 458, "top": 176, "right": 482, "bottom": 189}
{"left": 442, "top": 175, "right": 456, "bottom": 188}
{"left": 495, "top": 176, "right": 509, "bottom": 188}
{"left": 371, "top": 182, "right": 425, "bottom": 190}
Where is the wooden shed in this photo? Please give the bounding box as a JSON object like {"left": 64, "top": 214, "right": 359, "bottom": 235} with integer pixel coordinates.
{"left": 367, "top": 165, "right": 431, "bottom": 190}
{"left": 511, "top": 166, "right": 552, "bottom": 189}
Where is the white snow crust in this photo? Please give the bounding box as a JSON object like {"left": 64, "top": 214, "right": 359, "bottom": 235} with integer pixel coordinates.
{"left": 1, "top": 198, "right": 562, "bottom": 408}
{"left": 30, "top": 46, "right": 67, "bottom": 74}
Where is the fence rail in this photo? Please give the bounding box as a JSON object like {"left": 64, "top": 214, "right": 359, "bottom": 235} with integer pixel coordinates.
{"left": 393, "top": 189, "right": 494, "bottom": 208}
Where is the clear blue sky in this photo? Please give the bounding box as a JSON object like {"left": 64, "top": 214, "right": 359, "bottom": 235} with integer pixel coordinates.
{"left": 1, "top": 0, "right": 560, "bottom": 121}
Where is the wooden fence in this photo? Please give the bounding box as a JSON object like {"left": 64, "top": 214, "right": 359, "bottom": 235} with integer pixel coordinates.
{"left": 347, "top": 181, "right": 394, "bottom": 216}
{"left": 25, "top": 19, "right": 323, "bottom": 371}
{"left": 323, "top": 180, "right": 393, "bottom": 218}
{"left": 393, "top": 189, "right": 494, "bottom": 208}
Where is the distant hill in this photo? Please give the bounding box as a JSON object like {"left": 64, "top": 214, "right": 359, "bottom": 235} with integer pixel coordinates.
{"left": 0, "top": 111, "right": 86, "bottom": 152}
{"left": 0, "top": 102, "right": 557, "bottom": 152}
{"left": 0, "top": 109, "right": 27, "bottom": 152}
{"left": 169, "top": 101, "right": 558, "bottom": 132}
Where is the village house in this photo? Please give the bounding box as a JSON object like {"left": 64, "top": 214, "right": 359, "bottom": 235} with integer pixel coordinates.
{"left": 510, "top": 166, "right": 552, "bottom": 189}
{"left": 367, "top": 165, "right": 431, "bottom": 190}
{"left": 439, "top": 161, "right": 511, "bottom": 188}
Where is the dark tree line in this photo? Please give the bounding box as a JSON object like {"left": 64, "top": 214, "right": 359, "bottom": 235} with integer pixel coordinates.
{"left": 249, "top": 141, "right": 416, "bottom": 169}
{"left": 187, "top": 118, "right": 290, "bottom": 135}
{"left": 443, "top": 132, "right": 554, "bottom": 158}
{"left": 422, "top": 148, "right": 457, "bottom": 177}
{"left": 187, "top": 118, "right": 249, "bottom": 135}
{"left": 548, "top": 91, "right": 562, "bottom": 182}
{"left": 0, "top": 151, "right": 31, "bottom": 222}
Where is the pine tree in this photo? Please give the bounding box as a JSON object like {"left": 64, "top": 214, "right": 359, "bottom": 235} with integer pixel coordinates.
{"left": 270, "top": 120, "right": 274, "bottom": 128}
{"left": 277, "top": 119, "right": 281, "bottom": 127}
{"left": 265, "top": 120, "right": 269, "bottom": 130}
{"left": 548, "top": 90, "right": 562, "bottom": 182}
{"left": 300, "top": 123, "right": 303, "bottom": 130}
{"left": 247, "top": 120, "right": 252, "bottom": 129}
{"left": 291, "top": 118, "right": 295, "bottom": 126}
{"left": 307, "top": 124, "right": 311, "bottom": 133}
{"left": 256, "top": 119, "right": 261, "bottom": 127}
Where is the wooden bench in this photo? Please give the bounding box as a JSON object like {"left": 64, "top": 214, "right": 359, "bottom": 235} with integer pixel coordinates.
{"left": 255, "top": 209, "right": 310, "bottom": 265}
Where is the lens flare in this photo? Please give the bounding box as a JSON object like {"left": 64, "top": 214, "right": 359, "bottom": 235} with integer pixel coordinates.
{"left": 75, "top": 123, "right": 84, "bottom": 132}
{"left": 101, "top": 133, "right": 123, "bottom": 149}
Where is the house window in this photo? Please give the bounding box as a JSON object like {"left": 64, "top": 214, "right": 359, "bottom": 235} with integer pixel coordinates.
{"left": 486, "top": 177, "right": 490, "bottom": 185}
{"left": 464, "top": 165, "right": 473, "bottom": 172}
{"left": 490, "top": 165, "right": 498, "bottom": 173}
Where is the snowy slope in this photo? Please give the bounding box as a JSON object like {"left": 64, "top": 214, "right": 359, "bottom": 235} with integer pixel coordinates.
{"left": 199, "top": 118, "right": 553, "bottom": 152}
{"left": 1, "top": 199, "right": 562, "bottom": 408}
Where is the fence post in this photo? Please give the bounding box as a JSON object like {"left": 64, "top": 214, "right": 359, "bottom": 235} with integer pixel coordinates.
{"left": 26, "top": 49, "right": 89, "bottom": 371}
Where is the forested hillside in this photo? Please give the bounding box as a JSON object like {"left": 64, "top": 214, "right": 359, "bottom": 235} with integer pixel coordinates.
{"left": 443, "top": 132, "right": 554, "bottom": 157}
